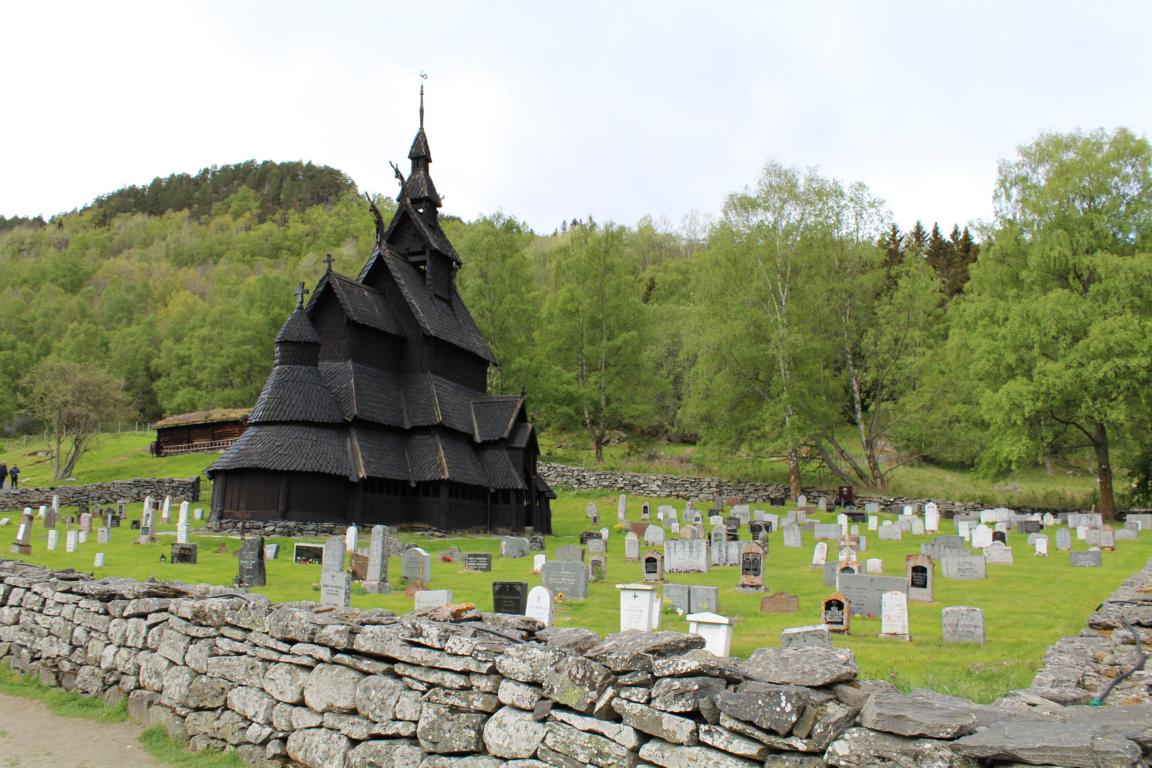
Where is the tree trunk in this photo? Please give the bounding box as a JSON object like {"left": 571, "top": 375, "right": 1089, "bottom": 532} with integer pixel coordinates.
{"left": 787, "top": 451, "right": 802, "bottom": 498}
{"left": 595, "top": 438, "right": 604, "bottom": 463}
{"left": 1093, "top": 421, "right": 1116, "bottom": 520}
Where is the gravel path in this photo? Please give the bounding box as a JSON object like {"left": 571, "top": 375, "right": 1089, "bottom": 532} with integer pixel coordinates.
{"left": 0, "top": 692, "right": 163, "bottom": 768}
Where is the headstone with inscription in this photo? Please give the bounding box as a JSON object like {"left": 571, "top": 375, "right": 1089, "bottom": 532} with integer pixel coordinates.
{"left": 711, "top": 540, "right": 742, "bottom": 567}
{"left": 618, "top": 583, "right": 660, "bottom": 632}
{"left": 836, "top": 573, "right": 905, "bottom": 617}
{"left": 238, "top": 537, "right": 267, "bottom": 587}
{"left": 401, "top": 547, "right": 432, "bottom": 584}
{"left": 942, "top": 606, "right": 985, "bottom": 644}
{"left": 293, "top": 543, "right": 324, "bottom": 564}
{"left": 526, "top": 586, "right": 553, "bottom": 626}
{"left": 555, "top": 545, "right": 584, "bottom": 563}
{"left": 171, "top": 543, "right": 198, "bottom": 564}
{"left": 414, "top": 590, "right": 452, "bottom": 610}
{"left": 880, "top": 590, "right": 911, "bottom": 640}
{"left": 541, "top": 560, "right": 589, "bottom": 599}
{"left": 738, "top": 542, "right": 764, "bottom": 591}
{"left": 822, "top": 593, "right": 850, "bottom": 633}
{"left": 501, "top": 537, "right": 530, "bottom": 558}
{"left": 1034, "top": 536, "right": 1049, "bottom": 557}
{"left": 588, "top": 553, "right": 608, "bottom": 581}
{"left": 363, "top": 525, "right": 391, "bottom": 593}
{"left": 940, "top": 553, "right": 986, "bottom": 580}
{"left": 664, "top": 539, "right": 708, "bottom": 573}
{"left": 1070, "top": 550, "right": 1102, "bottom": 568}
{"left": 1056, "top": 528, "right": 1072, "bottom": 551}
{"left": 65, "top": 530, "right": 78, "bottom": 552}
{"left": 664, "top": 583, "right": 690, "bottom": 613}
{"left": 984, "top": 541, "right": 1014, "bottom": 564}
{"left": 624, "top": 532, "right": 640, "bottom": 561}
{"left": 906, "top": 553, "right": 934, "bottom": 602}
{"left": 493, "top": 582, "right": 528, "bottom": 615}
{"left": 642, "top": 551, "right": 664, "bottom": 582}
{"left": 689, "top": 585, "right": 720, "bottom": 614}
{"left": 811, "top": 542, "right": 828, "bottom": 567}
{"left": 643, "top": 525, "right": 665, "bottom": 547}
{"left": 783, "top": 525, "right": 803, "bottom": 549}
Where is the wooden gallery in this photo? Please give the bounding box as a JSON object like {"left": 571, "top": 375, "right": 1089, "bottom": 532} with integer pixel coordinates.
{"left": 207, "top": 98, "right": 553, "bottom": 533}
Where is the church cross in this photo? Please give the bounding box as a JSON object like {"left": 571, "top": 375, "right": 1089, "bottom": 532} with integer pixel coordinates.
{"left": 293, "top": 281, "right": 310, "bottom": 309}
{"left": 324, "top": 254, "right": 334, "bottom": 273}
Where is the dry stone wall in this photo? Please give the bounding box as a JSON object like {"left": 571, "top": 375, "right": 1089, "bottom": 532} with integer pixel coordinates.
{"left": 0, "top": 477, "right": 200, "bottom": 513}
{"left": 1, "top": 558, "right": 1150, "bottom": 767}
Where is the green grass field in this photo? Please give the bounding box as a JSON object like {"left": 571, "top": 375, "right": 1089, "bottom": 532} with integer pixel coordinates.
{"left": 4, "top": 484, "right": 1148, "bottom": 703}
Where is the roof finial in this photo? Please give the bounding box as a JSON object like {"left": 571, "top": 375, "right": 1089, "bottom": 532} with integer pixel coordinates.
{"left": 419, "top": 72, "right": 427, "bottom": 129}
{"left": 324, "top": 254, "right": 334, "bottom": 274}
{"left": 293, "top": 281, "right": 309, "bottom": 310}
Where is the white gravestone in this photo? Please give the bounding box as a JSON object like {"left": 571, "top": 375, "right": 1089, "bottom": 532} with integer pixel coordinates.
{"left": 525, "top": 586, "right": 554, "bottom": 626}
{"left": 532, "top": 554, "right": 546, "bottom": 574}
{"left": 345, "top": 525, "right": 359, "bottom": 553}
{"left": 414, "top": 590, "right": 453, "bottom": 610}
{"left": 837, "top": 513, "right": 849, "bottom": 535}
{"left": 94, "top": 553, "right": 105, "bottom": 568}
{"left": 971, "top": 524, "right": 993, "bottom": 549}
{"left": 78, "top": 530, "right": 89, "bottom": 544}
{"left": 812, "top": 542, "right": 828, "bottom": 567}
{"left": 1034, "top": 536, "right": 1049, "bottom": 557}
{"left": 46, "top": 530, "right": 59, "bottom": 551}
{"left": 866, "top": 558, "right": 883, "bottom": 575}
{"left": 161, "top": 496, "right": 171, "bottom": 523}
{"left": 617, "top": 583, "right": 660, "bottom": 632}
{"left": 66, "top": 530, "right": 78, "bottom": 552}
{"left": 868, "top": 516, "right": 879, "bottom": 531}
{"left": 687, "top": 612, "right": 733, "bottom": 657}
{"left": 925, "top": 502, "right": 939, "bottom": 533}
{"left": 617, "top": 495, "right": 628, "bottom": 522}
{"left": 880, "top": 591, "right": 910, "bottom": 641}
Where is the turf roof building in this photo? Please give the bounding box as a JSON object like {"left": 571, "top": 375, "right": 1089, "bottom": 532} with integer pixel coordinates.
{"left": 207, "top": 95, "right": 553, "bottom": 533}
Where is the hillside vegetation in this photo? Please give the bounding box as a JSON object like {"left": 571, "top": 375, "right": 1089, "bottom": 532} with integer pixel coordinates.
{"left": 0, "top": 129, "right": 1149, "bottom": 510}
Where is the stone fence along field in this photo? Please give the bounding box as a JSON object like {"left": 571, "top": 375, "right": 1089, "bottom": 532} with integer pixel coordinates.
{"left": 0, "top": 477, "right": 201, "bottom": 511}
{"left": 1, "top": 558, "right": 1150, "bottom": 768}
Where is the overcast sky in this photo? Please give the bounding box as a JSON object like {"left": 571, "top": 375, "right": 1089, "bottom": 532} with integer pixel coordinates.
{"left": 3, "top": 1, "right": 1149, "bottom": 235}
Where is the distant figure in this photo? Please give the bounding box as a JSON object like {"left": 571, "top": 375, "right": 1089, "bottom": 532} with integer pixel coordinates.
{"left": 8, "top": 465, "right": 18, "bottom": 489}
{"left": 0, "top": 461, "right": 7, "bottom": 489}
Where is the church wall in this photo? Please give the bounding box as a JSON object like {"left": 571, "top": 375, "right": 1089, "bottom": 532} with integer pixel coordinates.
{"left": 428, "top": 338, "right": 487, "bottom": 390}
{"left": 349, "top": 325, "right": 402, "bottom": 371}
{"left": 212, "top": 469, "right": 351, "bottom": 523}
{"left": 312, "top": 293, "right": 351, "bottom": 362}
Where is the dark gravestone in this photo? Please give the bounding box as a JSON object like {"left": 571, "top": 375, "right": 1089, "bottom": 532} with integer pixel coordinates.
{"left": 171, "top": 543, "right": 198, "bottom": 564}
{"left": 992, "top": 530, "right": 1008, "bottom": 544}
{"left": 528, "top": 535, "right": 545, "bottom": 551}
{"left": 110, "top": 515, "right": 121, "bottom": 528}
{"left": 579, "top": 531, "right": 602, "bottom": 545}
{"left": 749, "top": 521, "right": 769, "bottom": 539}
{"left": 293, "top": 543, "right": 324, "bottom": 564}
{"left": 350, "top": 553, "right": 369, "bottom": 581}
{"left": 238, "top": 537, "right": 267, "bottom": 586}
{"left": 130, "top": 520, "right": 141, "bottom": 531}
{"left": 464, "top": 553, "right": 492, "bottom": 572}
{"left": 1016, "top": 520, "right": 1042, "bottom": 534}
{"left": 769, "top": 497, "right": 787, "bottom": 507}
{"left": 664, "top": 584, "right": 690, "bottom": 613}
{"left": 492, "top": 581, "right": 528, "bottom": 615}
{"left": 541, "top": 561, "right": 589, "bottom": 599}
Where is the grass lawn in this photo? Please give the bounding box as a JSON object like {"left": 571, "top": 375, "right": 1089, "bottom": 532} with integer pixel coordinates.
{"left": 4, "top": 487, "right": 1148, "bottom": 704}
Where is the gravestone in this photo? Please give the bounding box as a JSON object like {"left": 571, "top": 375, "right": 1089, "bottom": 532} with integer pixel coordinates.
{"left": 193, "top": 507, "right": 203, "bottom": 520}
{"left": 624, "top": 532, "right": 640, "bottom": 561}
{"left": 906, "top": 553, "right": 934, "bottom": 602}
{"left": 1056, "top": 528, "right": 1072, "bottom": 551}
{"left": 1034, "top": 536, "right": 1049, "bottom": 556}
{"left": 586, "top": 537, "right": 606, "bottom": 555}
{"left": 161, "top": 496, "right": 171, "bottom": 523}
{"left": 984, "top": 541, "right": 1014, "bottom": 565}
{"left": 588, "top": 553, "right": 608, "bottom": 581}
{"left": 344, "top": 524, "right": 359, "bottom": 553}
{"left": 724, "top": 517, "right": 741, "bottom": 540}
{"left": 579, "top": 530, "right": 602, "bottom": 545}
{"left": 402, "top": 548, "right": 432, "bottom": 584}
{"left": 529, "top": 535, "right": 546, "bottom": 551}
{"left": 555, "top": 545, "right": 584, "bottom": 563}
{"left": 811, "top": 542, "right": 828, "bottom": 567}
{"left": 867, "top": 516, "right": 879, "bottom": 532}
{"left": 711, "top": 540, "right": 742, "bottom": 567}
{"left": 492, "top": 582, "right": 528, "bottom": 615}
{"left": 814, "top": 523, "right": 841, "bottom": 541}
{"left": 738, "top": 542, "right": 765, "bottom": 591}
{"left": 97, "top": 527, "right": 110, "bottom": 545}
{"left": 822, "top": 593, "right": 850, "bottom": 633}
{"left": 865, "top": 558, "right": 883, "bottom": 575}
{"left": 130, "top": 520, "right": 141, "bottom": 531}
{"left": 991, "top": 530, "right": 1008, "bottom": 545}
{"left": 1070, "top": 550, "right": 1102, "bottom": 568}
{"left": 43, "top": 507, "right": 56, "bottom": 529}
{"left": 46, "top": 530, "right": 58, "bottom": 551}
{"left": 689, "top": 585, "right": 720, "bottom": 614}
{"left": 320, "top": 569, "right": 351, "bottom": 608}
{"left": 1115, "top": 528, "right": 1138, "bottom": 541}
{"left": 664, "top": 539, "right": 708, "bottom": 573}
{"left": 541, "top": 561, "right": 589, "bottom": 599}
{"left": 79, "top": 513, "right": 92, "bottom": 533}
{"left": 880, "top": 591, "right": 911, "bottom": 641}
{"left": 415, "top": 590, "right": 453, "bottom": 610}
{"left": 664, "top": 583, "right": 690, "bottom": 613}
{"left": 10, "top": 512, "right": 34, "bottom": 555}
{"left": 643, "top": 551, "right": 664, "bottom": 582}
{"left": 171, "top": 543, "right": 198, "bottom": 564}
{"left": 942, "top": 606, "right": 985, "bottom": 644}
{"left": 265, "top": 543, "right": 280, "bottom": 560}
{"left": 618, "top": 584, "right": 660, "bottom": 632}
{"left": 617, "top": 494, "right": 628, "bottom": 522}
{"left": 878, "top": 524, "right": 902, "bottom": 542}
{"left": 924, "top": 502, "right": 940, "bottom": 533}
{"left": 532, "top": 553, "right": 546, "bottom": 574}
{"left": 836, "top": 574, "right": 906, "bottom": 617}
{"left": 783, "top": 525, "right": 802, "bottom": 549}
{"left": 363, "top": 526, "right": 391, "bottom": 593}
{"left": 749, "top": 521, "right": 769, "bottom": 540}
{"left": 643, "top": 525, "right": 665, "bottom": 546}
{"left": 501, "top": 537, "right": 530, "bottom": 558}
{"left": 781, "top": 625, "right": 831, "bottom": 649}
{"left": 525, "top": 586, "right": 553, "bottom": 626}
{"left": 940, "top": 553, "right": 986, "bottom": 579}
{"left": 238, "top": 537, "right": 267, "bottom": 587}
{"left": 761, "top": 592, "right": 799, "bottom": 613}
{"left": 970, "top": 524, "right": 993, "bottom": 549}
{"left": 1099, "top": 527, "right": 1116, "bottom": 550}
{"left": 909, "top": 518, "right": 925, "bottom": 536}
{"left": 293, "top": 543, "right": 324, "bottom": 564}
{"left": 78, "top": 530, "right": 89, "bottom": 545}
{"left": 349, "top": 553, "right": 368, "bottom": 581}
{"left": 65, "top": 530, "right": 78, "bottom": 553}
{"left": 93, "top": 553, "right": 105, "bottom": 568}
{"left": 322, "top": 535, "right": 346, "bottom": 573}
{"left": 641, "top": 503, "right": 651, "bottom": 521}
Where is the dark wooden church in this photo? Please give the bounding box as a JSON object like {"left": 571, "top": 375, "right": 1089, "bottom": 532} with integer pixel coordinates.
{"left": 207, "top": 96, "right": 553, "bottom": 533}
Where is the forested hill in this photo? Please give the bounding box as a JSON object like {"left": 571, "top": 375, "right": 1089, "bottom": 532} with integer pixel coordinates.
{"left": 1, "top": 127, "right": 1148, "bottom": 510}
{"left": 84, "top": 160, "right": 356, "bottom": 224}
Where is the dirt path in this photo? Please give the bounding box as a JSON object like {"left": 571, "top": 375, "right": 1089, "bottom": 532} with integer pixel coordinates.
{"left": 0, "top": 692, "right": 163, "bottom": 768}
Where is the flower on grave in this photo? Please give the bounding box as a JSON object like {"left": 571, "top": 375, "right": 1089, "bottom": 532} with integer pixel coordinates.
{"left": 555, "top": 592, "right": 565, "bottom": 602}
{"left": 614, "top": 523, "right": 625, "bottom": 532}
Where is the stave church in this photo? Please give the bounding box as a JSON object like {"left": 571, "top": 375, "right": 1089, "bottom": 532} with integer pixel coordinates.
{"left": 207, "top": 93, "right": 553, "bottom": 533}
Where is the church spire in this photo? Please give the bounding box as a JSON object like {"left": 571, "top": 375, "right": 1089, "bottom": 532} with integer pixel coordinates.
{"left": 402, "top": 83, "right": 441, "bottom": 211}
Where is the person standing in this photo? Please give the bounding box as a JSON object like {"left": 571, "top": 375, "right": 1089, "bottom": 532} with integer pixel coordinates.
{"left": 0, "top": 461, "right": 7, "bottom": 489}
{"left": 8, "top": 465, "right": 18, "bottom": 489}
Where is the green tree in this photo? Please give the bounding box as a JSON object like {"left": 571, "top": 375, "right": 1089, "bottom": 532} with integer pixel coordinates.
{"left": 537, "top": 223, "right": 656, "bottom": 461}
{"left": 955, "top": 128, "right": 1152, "bottom": 518}
{"left": 22, "top": 359, "right": 134, "bottom": 479}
